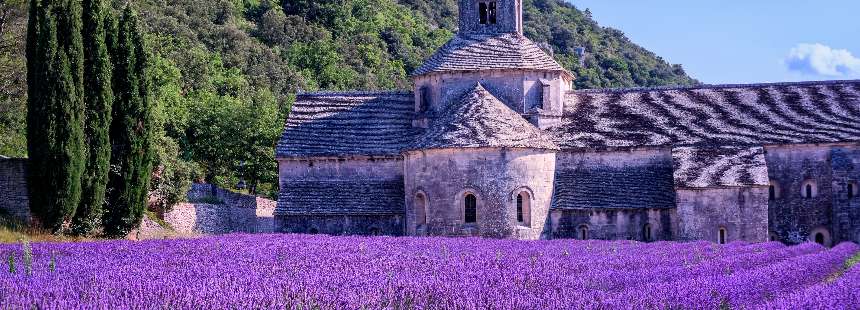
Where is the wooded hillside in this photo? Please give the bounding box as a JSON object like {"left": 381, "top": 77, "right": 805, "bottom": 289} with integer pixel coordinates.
{"left": 0, "top": 0, "right": 697, "bottom": 198}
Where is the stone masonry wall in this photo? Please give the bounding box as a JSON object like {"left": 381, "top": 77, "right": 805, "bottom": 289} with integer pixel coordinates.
{"left": 831, "top": 147, "right": 860, "bottom": 244}
{"left": 766, "top": 145, "right": 836, "bottom": 244}
{"left": 0, "top": 158, "right": 29, "bottom": 222}
{"left": 550, "top": 208, "right": 675, "bottom": 241}
{"left": 675, "top": 187, "right": 769, "bottom": 243}
{"left": 275, "top": 157, "right": 405, "bottom": 235}
{"left": 404, "top": 147, "right": 556, "bottom": 239}
{"left": 164, "top": 183, "right": 275, "bottom": 234}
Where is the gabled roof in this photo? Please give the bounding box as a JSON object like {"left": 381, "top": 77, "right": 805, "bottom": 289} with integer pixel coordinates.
{"left": 412, "top": 33, "right": 569, "bottom": 77}
{"left": 411, "top": 83, "right": 559, "bottom": 151}
{"left": 672, "top": 146, "right": 769, "bottom": 188}
{"left": 276, "top": 91, "right": 418, "bottom": 158}
{"left": 275, "top": 180, "right": 404, "bottom": 216}
{"left": 552, "top": 163, "right": 676, "bottom": 210}
{"left": 547, "top": 80, "right": 860, "bottom": 150}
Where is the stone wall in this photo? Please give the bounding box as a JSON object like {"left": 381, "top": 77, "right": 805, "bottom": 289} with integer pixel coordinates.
{"left": 675, "top": 187, "right": 769, "bottom": 243}
{"left": 275, "top": 156, "right": 406, "bottom": 236}
{"left": 550, "top": 208, "right": 675, "bottom": 241}
{"left": 275, "top": 214, "right": 404, "bottom": 236}
{"left": 0, "top": 158, "right": 29, "bottom": 222}
{"left": 404, "top": 147, "right": 556, "bottom": 239}
{"left": 766, "top": 145, "right": 837, "bottom": 245}
{"left": 549, "top": 149, "right": 677, "bottom": 241}
{"left": 163, "top": 183, "right": 275, "bottom": 234}
{"left": 831, "top": 147, "right": 860, "bottom": 244}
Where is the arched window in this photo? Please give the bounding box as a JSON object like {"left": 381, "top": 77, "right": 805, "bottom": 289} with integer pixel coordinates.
{"left": 643, "top": 224, "right": 652, "bottom": 242}
{"left": 769, "top": 180, "right": 780, "bottom": 200}
{"left": 718, "top": 227, "right": 727, "bottom": 244}
{"left": 515, "top": 192, "right": 531, "bottom": 227}
{"left": 464, "top": 194, "right": 477, "bottom": 223}
{"left": 578, "top": 225, "right": 589, "bottom": 240}
{"left": 478, "top": 1, "right": 497, "bottom": 25}
{"left": 809, "top": 227, "right": 832, "bottom": 247}
{"left": 415, "top": 193, "right": 427, "bottom": 226}
{"left": 801, "top": 180, "right": 817, "bottom": 198}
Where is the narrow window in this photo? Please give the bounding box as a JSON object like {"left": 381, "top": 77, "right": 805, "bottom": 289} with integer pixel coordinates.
{"left": 578, "top": 225, "right": 589, "bottom": 240}
{"left": 516, "top": 194, "right": 524, "bottom": 222}
{"left": 769, "top": 185, "right": 776, "bottom": 200}
{"left": 805, "top": 184, "right": 813, "bottom": 198}
{"left": 478, "top": 2, "right": 488, "bottom": 24}
{"left": 415, "top": 193, "right": 427, "bottom": 226}
{"left": 643, "top": 224, "right": 652, "bottom": 242}
{"left": 848, "top": 183, "right": 855, "bottom": 199}
{"left": 465, "top": 194, "right": 477, "bottom": 223}
{"left": 487, "top": 1, "right": 497, "bottom": 24}
{"left": 815, "top": 233, "right": 825, "bottom": 245}
{"left": 419, "top": 86, "right": 431, "bottom": 113}
{"left": 718, "top": 228, "right": 727, "bottom": 244}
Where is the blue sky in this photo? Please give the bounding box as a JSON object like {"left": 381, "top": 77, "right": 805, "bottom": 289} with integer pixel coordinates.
{"left": 570, "top": 1, "right": 860, "bottom": 84}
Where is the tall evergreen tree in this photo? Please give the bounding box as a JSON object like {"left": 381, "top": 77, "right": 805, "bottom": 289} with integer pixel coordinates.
{"left": 25, "top": 0, "right": 86, "bottom": 232}
{"left": 104, "top": 6, "right": 153, "bottom": 237}
{"left": 71, "top": 0, "right": 113, "bottom": 236}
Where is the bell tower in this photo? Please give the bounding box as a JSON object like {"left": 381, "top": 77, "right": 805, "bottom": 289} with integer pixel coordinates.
{"left": 458, "top": 0, "right": 523, "bottom": 35}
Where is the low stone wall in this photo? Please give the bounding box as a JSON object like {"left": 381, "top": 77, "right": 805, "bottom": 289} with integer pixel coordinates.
{"left": 0, "top": 158, "right": 29, "bottom": 222}
{"left": 164, "top": 184, "right": 275, "bottom": 234}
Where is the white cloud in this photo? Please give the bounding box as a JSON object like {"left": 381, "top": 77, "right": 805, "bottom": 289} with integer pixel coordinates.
{"left": 784, "top": 43, "right": 860, "bottom": 76}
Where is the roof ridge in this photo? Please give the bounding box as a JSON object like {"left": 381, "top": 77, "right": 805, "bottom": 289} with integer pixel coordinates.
{"left": 570, "top": 79, "right": 860, "bottom": 94}
{"left": 296, "top": 90, "right": 413, "bottom": 97}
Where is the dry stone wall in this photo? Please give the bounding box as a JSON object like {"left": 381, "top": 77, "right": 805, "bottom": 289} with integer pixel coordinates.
{"left": 163, "top": 184, "right": 275, "bottom": 234}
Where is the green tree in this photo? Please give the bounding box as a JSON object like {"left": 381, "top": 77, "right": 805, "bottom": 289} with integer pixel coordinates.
{"left": 71, "top": 0, "right": 113, "bottom": 236}
{"left": 25, "top": 0, "right": 86, "bottom": 232}
{"left": 0, "top": 0, "right": 28, "bottom": 157}
{"left": 104, "top": 6, "right": 153, "bottom": 237}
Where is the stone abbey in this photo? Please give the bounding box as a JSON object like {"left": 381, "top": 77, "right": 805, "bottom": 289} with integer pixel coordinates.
{"left": 275, "top": 0, "right": 860, "bottom": 245}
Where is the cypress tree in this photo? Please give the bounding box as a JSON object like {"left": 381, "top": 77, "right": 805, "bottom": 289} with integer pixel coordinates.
{"left": 26, "top": 0, "right": 86, "bottom": 232}
{"left": 104, "top": 6, "right": 153, "bottom": 237}
{"left": 71, "top": 0, "right": 113, "bottom": 236}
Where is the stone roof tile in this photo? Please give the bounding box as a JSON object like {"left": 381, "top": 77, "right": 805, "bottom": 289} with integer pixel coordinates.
{"left": 411, "top": 83, "right": 559, "bottom": 150}
{"left": 276, "top": 91, "right": 418, "bottom": 158}
{"left": 276, "top": 180, "right": 404, "bottom": 215}
{"left": 552, "top": 164, "right": 676, "bottom": 210}
{"left": 412, "top": 33, "right": 568, "bottom": 76}
{"left": 548, "top": 80, "right": 860, "bottom": 149}
{"left": 672, "top": 146, "right": 769, "bottom": 188}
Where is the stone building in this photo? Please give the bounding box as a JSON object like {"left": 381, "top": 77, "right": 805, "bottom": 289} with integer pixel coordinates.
{"left": 275, "top": 0, "right": 860, "bottom": 245}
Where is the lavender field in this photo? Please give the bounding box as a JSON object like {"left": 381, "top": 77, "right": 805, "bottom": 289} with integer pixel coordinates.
{"left": 1, "top": 234, "right": 859, "bottom": 309}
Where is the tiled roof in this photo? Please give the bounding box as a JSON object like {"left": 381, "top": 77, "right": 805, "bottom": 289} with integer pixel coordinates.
{"left": 410, "top": 83, "right": 559, "bottom": 151}
{"left": 552, "top": 164, "right": 676, "bottom": 210}
{"left": 276, "top": 91, "right": 418, "bottom": 158}
{"left": 276, "top": 180, "right": 404, "bottom": 215}
{"left": 672, "top": 146, "right": 769, "bottom": 188}
{"left": 412, "top": 33, "right": 568, "bottom": 76}
{"left": 547, "top": 80, "right": 860, "bottom": 149}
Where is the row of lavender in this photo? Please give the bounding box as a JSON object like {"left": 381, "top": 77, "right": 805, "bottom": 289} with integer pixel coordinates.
{"left": 0, "top": 234, "right": 858, "bottom": 309}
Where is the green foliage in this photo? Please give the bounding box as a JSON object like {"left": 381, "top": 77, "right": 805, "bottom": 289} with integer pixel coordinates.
{"left": 104, "top": 7, "right": 153, "bottom": 238}
{"left": 26, "top": 0, "right": 86, "bottom": 232}
{"left": 9, "top": 0, "right": 698, "bottom": 216}
{"left": 0, "top": 1, "right": 28, "bottom": 157}
{"left": 72, "top": 0, "right": 114, "bottom": 236}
